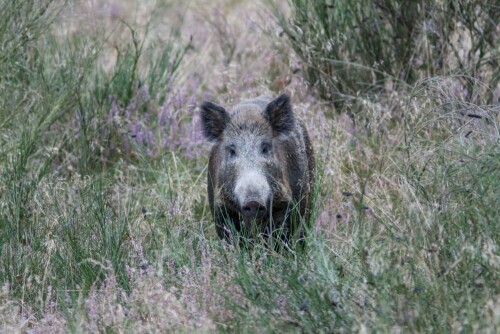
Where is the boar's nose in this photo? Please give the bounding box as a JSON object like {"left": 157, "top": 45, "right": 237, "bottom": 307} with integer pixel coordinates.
{"left": 241, "top": 200, "right": 267, "bottom": 219}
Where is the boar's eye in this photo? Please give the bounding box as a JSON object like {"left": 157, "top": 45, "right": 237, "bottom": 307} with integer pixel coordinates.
{"left": 226, "top": 145, "right": 237, "bottom": 159}
{"left": 261, "top": 141, "right": 272, "bottom": 156}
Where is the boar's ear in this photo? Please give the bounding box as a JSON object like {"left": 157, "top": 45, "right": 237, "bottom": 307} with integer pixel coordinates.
{"left": 265, "top": 94, "right": 295, "bottom": 135}
{"left": 200, "top": 101, "right": 230, "bottom": 141}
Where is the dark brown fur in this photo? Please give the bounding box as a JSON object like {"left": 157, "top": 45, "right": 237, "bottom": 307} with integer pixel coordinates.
{"left": 201, "top": 94, "right": 315, "bottom": 246}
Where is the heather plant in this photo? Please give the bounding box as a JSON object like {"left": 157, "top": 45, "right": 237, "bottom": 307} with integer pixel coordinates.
{"left": 71, "top": 17, "right": 194, "bottom": 170}
{"left": 106, "top": 73, "right": 203, "bottom": 161}
{"left": 273, "top": 0, "right": 500, "bottom": 107}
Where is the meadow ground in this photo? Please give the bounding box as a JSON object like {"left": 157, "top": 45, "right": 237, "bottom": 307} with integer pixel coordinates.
{"left": 0, "top": 0, "right": 499, "bottom": 332}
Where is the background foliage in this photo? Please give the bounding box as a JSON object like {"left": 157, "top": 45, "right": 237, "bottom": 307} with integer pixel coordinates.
{"left": 275, "top": 0, "right": 500, "bottom": 108}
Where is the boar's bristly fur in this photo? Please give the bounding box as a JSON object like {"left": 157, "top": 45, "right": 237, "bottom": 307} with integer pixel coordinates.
{"left": 200, "top": 94, "right": 315, "bottom": 248}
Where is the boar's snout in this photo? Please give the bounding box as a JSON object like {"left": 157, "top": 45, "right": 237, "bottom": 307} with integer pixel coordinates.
{"left": 241, "top": 200, "right": 267, "bottom": 219}
{"left": 234, "top": 169, "right": 271, "bottom": 220}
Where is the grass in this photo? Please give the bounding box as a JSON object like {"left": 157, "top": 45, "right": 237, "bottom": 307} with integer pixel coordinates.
{"left": 273, "top": 0, "right": 500, "bottom": 108}
{"left": 0, "top": 0, "right": 499, "bottom": 332}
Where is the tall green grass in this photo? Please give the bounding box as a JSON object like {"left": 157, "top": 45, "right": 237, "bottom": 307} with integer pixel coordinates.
{"left": 0, "top": 0, "right": 190, "bottom": 318}
{"left": 273, "top": 0, "right": 500, "bottom": 108}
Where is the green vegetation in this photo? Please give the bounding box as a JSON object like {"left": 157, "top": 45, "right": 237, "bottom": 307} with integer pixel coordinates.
{"left": 274, "top": 0, "right": 499, "bottom": 108}
{"left": 0, "top": 0, "right": 498, "bottom": 332}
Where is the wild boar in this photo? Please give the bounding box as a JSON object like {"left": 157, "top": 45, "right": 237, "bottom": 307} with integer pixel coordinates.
{"left": 200, "top": 94, "right": 315, "bottom": 246}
